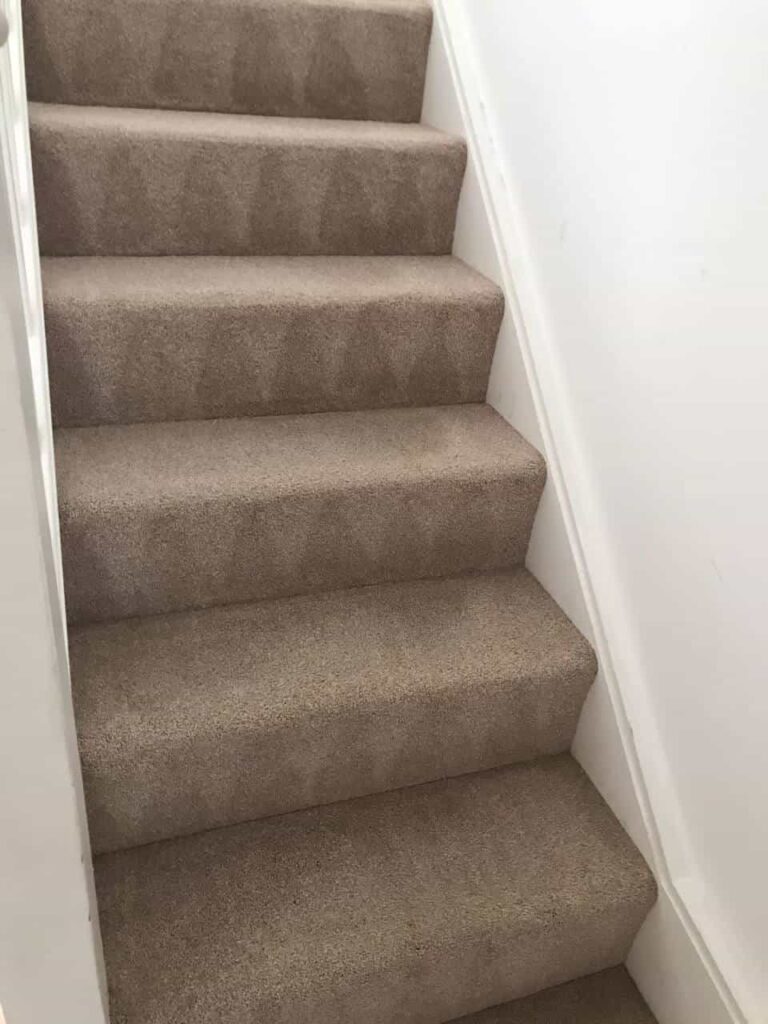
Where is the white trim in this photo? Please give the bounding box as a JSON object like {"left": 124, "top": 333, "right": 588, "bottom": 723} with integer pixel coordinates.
{"left": 0, "top": 1, "right": 108, "bottom": 1020}
{"left": 426, "top": 2, "right": 745, "bottom": 1021}
{"left": 0, "top": 0, "right": 63, "bottom": 599}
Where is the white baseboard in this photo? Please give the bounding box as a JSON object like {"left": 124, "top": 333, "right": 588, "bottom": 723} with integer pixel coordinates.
{"left": 422, "top": 4, "right": 746, "bottom": 1022}
{"left": 630, "top": 886, "right": 739, "bottom": 1024}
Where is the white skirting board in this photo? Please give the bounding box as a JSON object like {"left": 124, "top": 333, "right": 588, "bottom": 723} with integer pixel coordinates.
{"left": 421, "top": 4, "right": 745, "bottom": 1023}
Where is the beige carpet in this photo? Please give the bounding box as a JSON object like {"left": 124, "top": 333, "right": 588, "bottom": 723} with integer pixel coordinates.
{"left": 25, "top": 0, "right": 657, "bottom": 1020}
{"left": 55, "top": 405, "right": 546, "bottom": 622}
{"left": 42, "top": 255, "right": 503, "bottom": 425}
{"left": 30, "top": 103, "right": 466, "bottom": 256}
{"left": 23, "top": 0, "right": 432, "bottom": 122}
{"left": 95, "top": 757, "right": 654, "bottom": 1024}
{"left": 453, "top": 968, "right": 656, "bottom": 1024}
{"left": 72, "top": 569, "right": 597, "bottom": 852}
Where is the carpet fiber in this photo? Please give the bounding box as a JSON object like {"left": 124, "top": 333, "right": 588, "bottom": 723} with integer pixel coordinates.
{"left": 72, "top": 569, "right": 596, "bottom": 852}
{"left": 55, "top": 405, "right": 546, "bottom": 622}
{"left": 25, "top": 0, "right": 657, "bottom": 1020}
{"left": 42, "top": 255, "right": 504, "bottom": 425}
{"left": 30, "top": 103, "right": 466, "bottom": 256}
{"left": 94, "top": 757, "right": 655, "bottom": 1024}
{"left": 452, "top": 968, "right": 656, "bottom": 1024}
{"left": 24, "top": 0, "right": 432, "bottom": 122}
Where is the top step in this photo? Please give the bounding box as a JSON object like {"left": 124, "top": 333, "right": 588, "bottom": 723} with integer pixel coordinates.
{"left": 23, "top": 0, "right": 433, "bottom": 123}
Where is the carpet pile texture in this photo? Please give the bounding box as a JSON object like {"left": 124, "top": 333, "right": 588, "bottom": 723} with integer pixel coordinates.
{"left": 26, "top": 0, "right": 657, "bottom": 1020}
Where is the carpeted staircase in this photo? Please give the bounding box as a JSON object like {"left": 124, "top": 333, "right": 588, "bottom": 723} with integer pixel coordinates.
{"left": 23, "top": 1, "right": 658, "bottom": 1021}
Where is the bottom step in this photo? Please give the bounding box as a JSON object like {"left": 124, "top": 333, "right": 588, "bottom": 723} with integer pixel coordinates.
{"left": 96, "top": 756, "right": 655, "bottom": 1024}
{"left": 452, "top": 967, "right": 656, "bottom": 1023}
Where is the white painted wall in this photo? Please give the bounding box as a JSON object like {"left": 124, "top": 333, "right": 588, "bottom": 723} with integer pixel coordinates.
{"left": 0, "top": 2, "right": 107, "bottom": 1020}
{"left": 426, "top": 1, "right": 767, "bottom": 1020}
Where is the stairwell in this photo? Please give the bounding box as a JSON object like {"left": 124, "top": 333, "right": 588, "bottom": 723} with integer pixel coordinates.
{"left": 22, "top": 1, "right": 657, "bottom": 1021}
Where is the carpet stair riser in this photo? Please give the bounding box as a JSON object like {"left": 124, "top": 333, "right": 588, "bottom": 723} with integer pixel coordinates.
{"left": 42, "top": 256, "right": 503, "bottom": 427}
{"left": 24, "top": 0, "right": 432, "bottom": 122}
{"left": 55, "top": 405, "right": 546, "bottom": 624}
{"left": 30, "top": 103, "right": 466, "bottom": 257}
{"left": 94, "top": 757, "right": 656, "bottom": 1024}
{"left": 72, "top": 569, "right": 596, "bottom": 852}
{"left": 449, "top": 967, "right": 656, "bottom": 1024}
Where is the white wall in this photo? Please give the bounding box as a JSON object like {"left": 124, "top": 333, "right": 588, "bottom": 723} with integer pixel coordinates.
{"left": 430, "top": 1, "right": 767, "bottom": 1019}
{"left": 0, "top": 182, "right": 107, "bottom": 1024}
{"left": 0, "top": 2, "right": 107, "bottom": 1020}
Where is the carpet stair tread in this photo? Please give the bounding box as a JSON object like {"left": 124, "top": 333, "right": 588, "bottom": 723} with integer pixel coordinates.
{"left": 94, "top": 755, "right": 656, "bottom": 1024}
{"left": 24, "top": 0, "right": 432, "bottom": 122}
{"left": 450, "top": 967, "right": 656, "bottom": 1024}
{"left": 42, "top": 255, "right": 503, "bottom": 426}
{"left": 55, "top": 403, "right": 546, "bottom": 623}
{"left": 29, "top": 102, "right": 465, "bottom": 256}
{"left": 71, "top": 567, "right": 596, "bottom": 852}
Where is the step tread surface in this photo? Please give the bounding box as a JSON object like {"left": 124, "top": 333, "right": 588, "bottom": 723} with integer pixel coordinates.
{"left": 42, "top": 253, "right": 497, "bottom": 303}
{"left": 42, "top": 255, "right": 504, "bottom": 426}
{"left": 31, "top": 100, "right": 457, "bottom": 147}
{"left": 72, "top": 568, "right": 596, "bottom": 851}
{"left": 29, "top": 103, "right": 466, "bottom": 256}
{"left": 55, "top": 404, "right": 546, "bottom": 622}
{"left": 56, "top": 404, "right": 541, "bottom": 511}
{"left": 452, "top": 967, "right": 656, "bottom": 1023}
{"left": 24, "top": 0, "right": 432, "bottom": 122}
{"left": 95, "top": 755, "right": 655, "bottom": 1024}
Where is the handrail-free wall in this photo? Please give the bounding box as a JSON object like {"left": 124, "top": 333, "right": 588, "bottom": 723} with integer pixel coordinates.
{"left": 425, "top": 2, "right": 765, "bottom": 1021}
{"left": 0, "top": 2, "right": 107, "bottom": 1020}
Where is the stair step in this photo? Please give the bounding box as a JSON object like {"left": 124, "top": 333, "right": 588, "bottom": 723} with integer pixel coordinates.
{"left": 55, "top": 404, "right": 546, "bottom": 624}
{"left": 94, "top": 756, "right": 655, "bottom": 1024}
{"left": 72, "top": 568, "right": 596, "bottom": 852}
{"left": 42, "top": 255, "right": 504, "bottom": 427}
{"left": 24, "top": 0, "right": 432, "bottom": 123}
{"left": 451, "top": 967, "right": 656, "bottom": 1023}
{"left": 29, "top": 103, "right": 465, "bottom": 257}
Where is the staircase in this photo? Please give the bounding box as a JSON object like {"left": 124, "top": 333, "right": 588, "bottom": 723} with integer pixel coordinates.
{"left": 23, "top": 1, "right": 657, "bottom": 1021}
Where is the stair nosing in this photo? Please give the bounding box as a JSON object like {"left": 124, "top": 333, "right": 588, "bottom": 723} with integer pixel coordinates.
{"left": 29, "top": 99, "right": 465, "bottom": 150}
